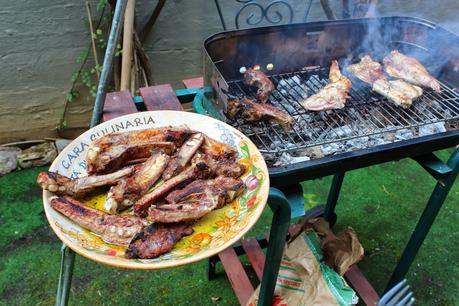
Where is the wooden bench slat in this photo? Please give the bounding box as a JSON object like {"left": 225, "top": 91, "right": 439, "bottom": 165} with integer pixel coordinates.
{"left": 102, "top": 91, "right": 137, "bottom": 122}
{"left": 140, "top": 84, "right": 183, "bottom": 111}
{"left": 219, "top": 247, "right": 254, "bottom": 305}
{"left": 182, "top": 77, "right": 204, "bottom": 89}
{"left": 241, "top": 238, "right": 266, "bottom": 281}
{"left": 344, "top": 265, "right": 380, "bottom": 306}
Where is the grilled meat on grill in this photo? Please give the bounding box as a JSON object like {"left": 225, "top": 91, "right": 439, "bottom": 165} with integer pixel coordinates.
{"left": 226, "top": 98, "right": 294, "bottom": 132}
{"left": 373, "top": 79, "right": 423, "bottom": 108}
{"left": 162, "top": 133, "right": 204, "bottom": 180}
{"left": 244, "top": 68, "right": 275, "bottom": 103}
{"left": 347, "top": 55, "right": 386, "bottom": 84}
{"left": 148, "top": 176, "right": 245, "bottom": 223}
{"left": 347, "top": 55, "right": 423, "bottom": 108}
{"left": 50, "top": 196, "right": 148, "bottom": 245}
{"left": 103, "top": 152, "right": 170, "bottom": 214}
{"left": 133, "top": 158, "right": 211, "bottom": 216}
{"left": 125, "top": 223, "right": 193, "bottom": 259}
{"left": 87, "top": 127, "right": 194, "bottom": 174}
{"left": 383, "top": 50, "right": 441, "bottom": 92}
{"left": 300, "top": 60, "right": 352, "bottom": 111}
{"left": 37, "top": 166, "right": 135, "bottom": 197}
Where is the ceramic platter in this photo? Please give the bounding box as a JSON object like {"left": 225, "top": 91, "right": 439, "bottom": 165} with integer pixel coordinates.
{"left": 43, "top": 111, "right": 269, "bottom": 269}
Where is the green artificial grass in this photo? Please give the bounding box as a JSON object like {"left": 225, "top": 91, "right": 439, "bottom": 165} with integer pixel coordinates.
{"left": 0, "top": 150, "right": 458, "bottom": 305}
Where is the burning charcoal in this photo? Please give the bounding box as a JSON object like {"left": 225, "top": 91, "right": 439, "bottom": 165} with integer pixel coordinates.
{"left": 418, "top": 122, "right": 446, "bottom": 136}
{"left": 395, "top": 129, "right": 414, "bottom": 141}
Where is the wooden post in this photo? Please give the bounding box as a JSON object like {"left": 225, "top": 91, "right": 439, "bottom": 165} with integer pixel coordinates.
{"left": 120, "top": 0, "right": 135, "bottom": 91}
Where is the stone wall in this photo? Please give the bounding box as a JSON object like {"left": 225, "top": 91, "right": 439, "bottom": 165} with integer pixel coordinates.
{"left": 0, "top": 0, "right": 458, "bottom": 143}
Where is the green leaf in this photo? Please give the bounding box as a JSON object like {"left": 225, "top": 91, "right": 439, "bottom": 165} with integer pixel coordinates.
{"left": 96, "top": 28, "right": 102, "bottom": 35}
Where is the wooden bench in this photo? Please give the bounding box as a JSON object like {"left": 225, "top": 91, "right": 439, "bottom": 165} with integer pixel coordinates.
{"left": 102, "top": 78, "right": 379, "bottom": 305}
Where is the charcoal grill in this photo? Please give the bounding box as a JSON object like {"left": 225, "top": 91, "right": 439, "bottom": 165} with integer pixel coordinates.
{"left": 197, "top": 16, "right": 459, "bottom": 304}
{"left": 200, "top": 16, "right": 459, "bottom": 186}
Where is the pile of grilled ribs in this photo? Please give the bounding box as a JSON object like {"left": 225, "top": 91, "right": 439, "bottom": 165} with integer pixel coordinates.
{"left": 37, "top": 127, "right": 247, "bottom": 259}
{"left": 227, "top": 50, "right": 440, "bottom": 131}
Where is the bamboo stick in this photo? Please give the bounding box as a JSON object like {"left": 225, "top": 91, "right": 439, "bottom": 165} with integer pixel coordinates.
{"left": 120, "top": 0, "right": 136, "bottom": 91}
{"left": 85, "top": 0, "right": 100, "bottom": 80}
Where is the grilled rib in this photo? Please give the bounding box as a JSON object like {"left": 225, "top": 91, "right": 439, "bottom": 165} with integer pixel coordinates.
{"left": 162, "top": 133, "right": 204, "bottom": 180}
{"left": 133, "top": 159, "right": 211, "bottom": 216}
{"left": 37, "top": 166, "right": 134, "bottom": 197}
{"left": 87, "top": 127, "right": 194, "bottom": 174}
{"left": 226, "top": 98, "right": 295, "bottom": 132}
{"left": 194, "top": 152, "right": 247, "bottom": 179}
{"left": 50, "top": 196, "right": 148, "bottom": 245}
{"left": 148, "top": 176, "right": 245, "bottom": 223}
{"left": 383, "top": 50, "right": 441, "bottom": 92}
{"left": 201, "top": 135, "right": 238, "bottom": 162}
{"left": 244, "top": 68, "right": 275, "bottom": 103}
{"left": 347, "top": 55, "right": 423, "bottom": 108}
{"left": 125, "top": 223, "right": 193, "bottom": 259}
{"left": 300, "top": 60, "right": 352, "bottom": 111}
{"left": 103, "top": 152, "right": 170, "bottom": 214}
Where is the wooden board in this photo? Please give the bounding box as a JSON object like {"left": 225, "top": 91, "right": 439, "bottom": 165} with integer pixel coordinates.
{"left": 241, "top": 238, "right": 266, "bottom": 281}
{"left": 182, "top": 77, "right": 204, "bottom": 89}
{"left": 140, "top": 84, "right": 183, "bottom": 111}
{"left": 218, "top": 247, "right": 254, "bottom": 305}
{"left": 102, "top": 91, "right": 137, "bottom": 122}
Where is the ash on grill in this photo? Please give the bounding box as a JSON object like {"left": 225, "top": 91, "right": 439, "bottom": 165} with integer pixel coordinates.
{"left": 226, "top": 68, "right": 459, "bottom": 167}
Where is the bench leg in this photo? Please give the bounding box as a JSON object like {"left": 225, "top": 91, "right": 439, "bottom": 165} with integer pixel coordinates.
{"left": 55, "top": 244, "right": 76, "bottom": 306}
{"left": 324, "top": 171, "right": 345, "bottom": 226}
{"left": 258, "top": 188, "right": 292, "bottom": 306}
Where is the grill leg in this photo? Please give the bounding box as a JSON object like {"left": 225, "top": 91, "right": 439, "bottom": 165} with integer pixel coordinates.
{"left": 207, "top": 255, "right": 218, "bottom": 280}
{"left": 385, "top": 149, "right": 459, "bottom": 292}
{"left": 258, "top": 188, "right": 292, "bottom": 306}
{"left": 324, "top": 171, "right": 345, "bottom": 226}
{"left": 55, "top": 244, "right": 76, "bottom": 306}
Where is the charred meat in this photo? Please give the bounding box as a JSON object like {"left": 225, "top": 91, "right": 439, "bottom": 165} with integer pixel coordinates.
{"left": 383, "top": 50, "right": 441, "bottom": 92}
{"left": 162, "top": 133, "right": 204, "bottom": 180}
{"left": 37, "top": 166, "right": 134, "bottom": 197}
{"left": 103, "top": 152, "right": 170, "bottom": 214}
{"left": 133, "top": 158, "right": 211, "bottom": 216}
{"left": 125, "top": 223, "right": 193, "bottom": 259}
{"left": 87, "top": 127, "right": 194, "bottom": 174}
{"left": 300, "top": 60, "right": 352, "bottom": 111}
{"left": 226, "top": 98, "right": 294, "bottom": 132}
{"left": 244, "top": 68, "right": 275, "bottom": 103}
{"left": 148, "top": 176, "right": 245, "bottom": 223}
{"left": 50, "top": 196, "right": 148, "bottom": 245}
{"left": 201, "top": 135, "right": 238, "bottom": 162}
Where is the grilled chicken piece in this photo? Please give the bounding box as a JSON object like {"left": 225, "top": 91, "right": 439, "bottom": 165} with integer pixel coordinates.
{"left": 347, "top": 55, "right": 423, "bottom": 108}
{"left": 50, "top": 196, "right": 148, "bottom": 245}
{"left": 37, "top": 166, "right": 134, "bottom": 197}
{"left": 133, "top": 159, "right": 211, "bottom": 216}
{"left": 148, "top": 177, "right": 245, "bottom": 223}
{"left": 201, "top": 135, "right": 238, "bottom": 162}
{"left": 125, "top": 223, "right": 193, "bottom": 259}
{"left": 87, "top": 127, "right": 194, "bottom": 174}
{"left": 162, "top": 133, "right": 204, "bottom": 180}
{"left": 103, "top": 152, "right": 170, "bottom": 214}
{"left": 347, "top": 55, "right": 386, "bottom": 84}
{"left": 383, "top": 50, "right": 441, "bottom": 92}
{"left": 373, "top": 79, "right": 423, "bottom": 108}
{"left": 300, "top": 60, "right": 352, "bottom": 111}
{"left": 244, "top": 68, "right": 275, "bottom": 103}
{"left": 226, "top": 98, "right": 294, "bottom": 132}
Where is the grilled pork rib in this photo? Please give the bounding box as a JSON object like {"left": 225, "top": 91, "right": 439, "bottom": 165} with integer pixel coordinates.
{"left": 300, "top": 60, "right": 352, "bottom": 111}
{"left": 50, "top": 196, "right": 148, "bottom": 245}
{"left": 226, "top": 98, "right": 295, "bottom": 132}
{"left": 148, "top": 177, "right": 245, "bottom": 223}
{"left": 125, "top": 223, "right": 193, "bottom": 259}
{"left": 348, "top": 55, "right": 423, "bottom": 108}
{"left": 244, "top": 68, "right": 275, "bottom": 103}
{"left": 37, "top": 166, "right": 134, "bottom": 197}
{"left": 133, "top": 159, "right": 211, "bottom": 216}
{"left": 201, "top": 135, "right": 238, "bottom": 162}
{"left": 103, "top": 152, "right": 170, "bottom": 214}
{"left": 162, "top": 133, "right": 204, "bottom": 180}
{"left": 87, "top": 127, "right": 194, "bottom": 174}
{"left": 383, "top": 50, "right": 441, "bottom": 92}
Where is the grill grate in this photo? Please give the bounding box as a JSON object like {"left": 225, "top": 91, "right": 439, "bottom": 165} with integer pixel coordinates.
{"left": 226, "top": 68, "right": 459, "bottom": 154}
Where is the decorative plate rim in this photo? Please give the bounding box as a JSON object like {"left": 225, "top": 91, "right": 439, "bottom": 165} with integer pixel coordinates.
{"left": 43, "top": 111, "right": 270, "bottom": 270}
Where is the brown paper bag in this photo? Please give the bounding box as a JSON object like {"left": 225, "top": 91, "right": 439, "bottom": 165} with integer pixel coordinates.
{"left": 247, "top": 231, "right": 359, "bottom": 306}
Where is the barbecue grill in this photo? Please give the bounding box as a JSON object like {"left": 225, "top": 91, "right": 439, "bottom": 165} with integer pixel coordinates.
{"left": 198, "top": 16, "right": 459, "bottom": 186}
